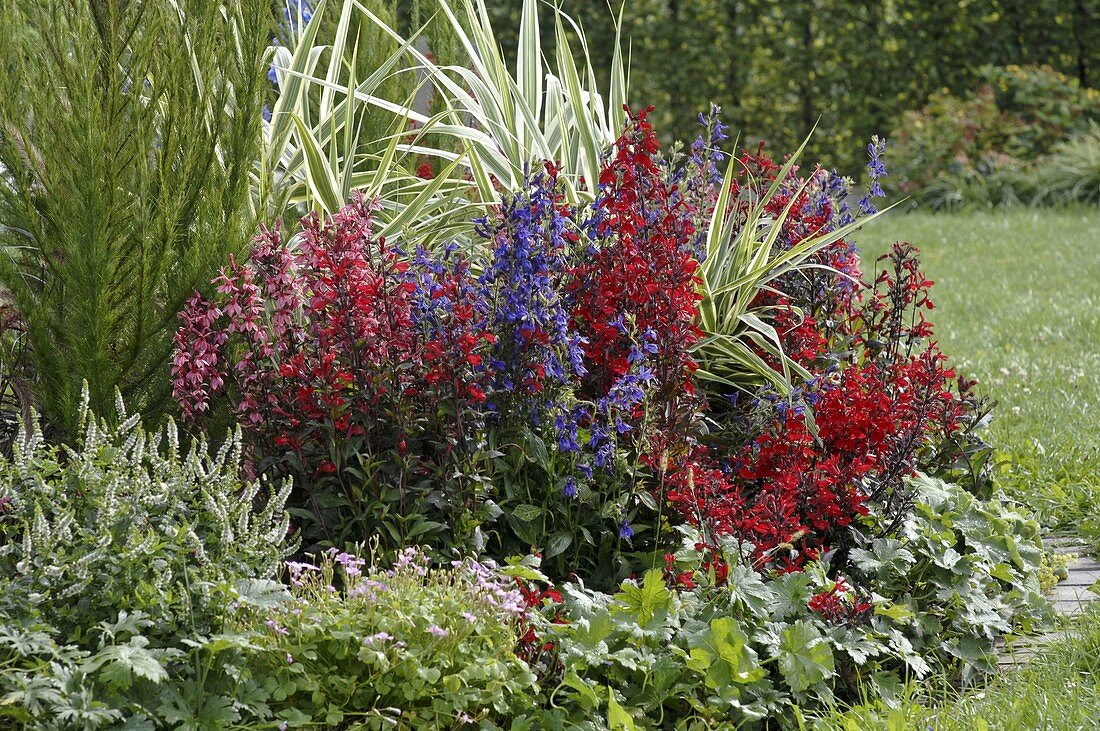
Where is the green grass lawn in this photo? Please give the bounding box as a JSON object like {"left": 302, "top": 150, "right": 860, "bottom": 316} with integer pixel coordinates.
{"left": 860, "top": 208, "right": 1100, "bottom": 530}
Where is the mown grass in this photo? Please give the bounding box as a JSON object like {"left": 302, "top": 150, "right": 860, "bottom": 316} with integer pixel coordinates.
{"left": 860, "top": 208, "right": 1100, "bottom": 531}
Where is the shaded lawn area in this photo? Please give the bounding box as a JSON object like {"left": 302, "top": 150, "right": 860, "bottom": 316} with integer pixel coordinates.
{"left": 860, "top": 208, "right": 1100, "bottom": 529}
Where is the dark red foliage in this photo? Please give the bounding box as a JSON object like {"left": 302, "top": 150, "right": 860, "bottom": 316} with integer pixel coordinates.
{"left": 514, "top": 577, "right": 564, "bottom": 657}
{"left": 727, "top": 354, "right": 959, "bottom": 568}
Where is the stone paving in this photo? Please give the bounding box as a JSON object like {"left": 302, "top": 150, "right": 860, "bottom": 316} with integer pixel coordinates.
{"left": 996, "top": 537, "right": 1098, "bottom": 670}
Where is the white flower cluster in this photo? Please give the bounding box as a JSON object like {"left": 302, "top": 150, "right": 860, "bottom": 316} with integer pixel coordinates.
{"left": 0, "top": 386, "right": 296, "bottom": 624}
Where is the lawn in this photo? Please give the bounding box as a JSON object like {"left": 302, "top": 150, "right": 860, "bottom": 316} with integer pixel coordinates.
{"left": 861, "top": 208, "right": 1100, "bottom": 529}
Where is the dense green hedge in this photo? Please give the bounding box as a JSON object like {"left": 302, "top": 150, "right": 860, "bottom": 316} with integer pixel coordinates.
{"left": 483, "top": 0, "right": 1097, "bottom": 174}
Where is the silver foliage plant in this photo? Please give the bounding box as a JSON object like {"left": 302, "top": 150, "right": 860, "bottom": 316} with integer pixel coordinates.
{"left": 0, "top": 387, "right": 295, "bottom": 633}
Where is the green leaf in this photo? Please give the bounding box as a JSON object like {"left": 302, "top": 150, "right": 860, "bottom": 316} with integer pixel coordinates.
{"left": 990, "top": 562, "right": 1017, "bottom": 583}
{"left": 770, "top": 571, "right": 814, "bottom": 621}
{"left": 511, "top": 503, "right": 543, "bottom": 522}
{"left": 935, "top": 547, "right": 964, "bottom": 571}
{"left": 545, "top": 531, "right": 573, "bottom": 559}
{"left": 561, "top": 672, "right": 601, "bottom": 710}
{"left": 687, "top": 616, "right": 763, "bottom": 689}
{"left": 499, "top": 555, "right": 550, "bottom": 584}
{"left": 86, "top": 641, "right": 168, "bottom": 691}
{"left": 197, "top": 632, "right": 266, "bottom": 655}
{"left": 570, "top": 609, "right": 615, "bottom": 650}
{"left": 613, "top": 569, "right": 672, "bottom": 627}
{"left": 725, "top": 564, "right": 778, "bottom": 617}
{"left": 523, "top": 429, "right": 550, "bottom": 467}
{"left": 875, "top": 602, "right": 916, "bottom": 623}
{"left": 607, "top": 688, "right": 636, "bottom": 730}
{"left": 276, "top": 708, "right": 312, "bottom": 726}
{"left": 290, "top": 113, "right": 343, "bottom": 213}
{"left": 234, "top": 578, "right": 293, "bottom": 609}
{"left": 777, "top": 621, "right": 835, "bottom": 692}
{"left": 850, "top": 538, "right": 916, "bottom": 578}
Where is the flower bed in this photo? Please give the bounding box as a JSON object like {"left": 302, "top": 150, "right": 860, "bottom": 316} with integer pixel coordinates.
{"left": 0, "top": 1, "right": 1056, "bottom": 727}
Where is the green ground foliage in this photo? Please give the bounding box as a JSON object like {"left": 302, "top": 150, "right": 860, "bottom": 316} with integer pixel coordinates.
{"left": 817, "top": 603, "right": 1100, "bottom": 730}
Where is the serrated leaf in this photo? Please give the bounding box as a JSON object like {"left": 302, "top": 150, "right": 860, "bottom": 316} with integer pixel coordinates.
{"left": 235, "top": 578, "right": 293, "bottom": 609}
{"left": 777, "top": 621, "right": 834, "bottom": 692}
{"left": 770, "top": 571, "right": 814, "bottom": 621}
{"left": 725, "top": 564, "right": 778, "bottom": 617}
{"left": 874, "top": 602, "right": 915, "bottom": 623}
{"left": 851, "top": 538, "right": 915, "bottom": 578}
{"left": 200, "top": 632, "right": 265, "bottom": 655}
{"left": 499, "top": 556, "right": 550, "bottom": 584}
{"left": 687, "top": 616, "right": 763, "bottom": 688}
{"left": 613, "top": 569, "right": 671, "bottom": 627}
{"left": 87, "top": 641, "right": 168, "bottom": 691}
{"left": 570, "top": 609, "right": 615, "bottom": 650}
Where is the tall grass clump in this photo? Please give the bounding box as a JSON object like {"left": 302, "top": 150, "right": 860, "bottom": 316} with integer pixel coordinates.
{"left": 1030, "top": 122, "right": 1100, "bottom": 206}
{"left": 0, "top": 0, "right": 272, "bottom": 436}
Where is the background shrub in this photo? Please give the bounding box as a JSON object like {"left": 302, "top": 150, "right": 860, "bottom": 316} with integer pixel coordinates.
{"left": 1029, "top": 121, "right": 1100, "bottom": 206}
{"left": 889, "top": 65, "right": 1100, "bottom": 208}
{"left": 481, "top": 2, "right": 1097, "bottom": 173}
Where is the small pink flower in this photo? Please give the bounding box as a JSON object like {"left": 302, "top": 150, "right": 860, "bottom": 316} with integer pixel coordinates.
{"left": 264, "top": 619, "right": 289, "bottom": 636}
{"left": 363, "top": 631, "right": 393, "bottom": 646}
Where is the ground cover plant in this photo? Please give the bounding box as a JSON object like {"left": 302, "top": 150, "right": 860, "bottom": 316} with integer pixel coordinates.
{"left": 0, "top": 0, "right": 1086, "bottom": 728}
{"left": 815, "top": 602, "right": 1100, "bottom": 730}
{"left": 0, "top": 392, "right": 295, "bottom": 726}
